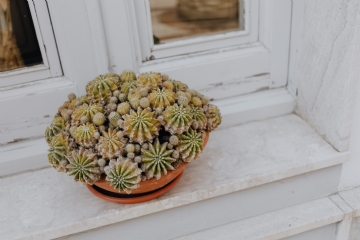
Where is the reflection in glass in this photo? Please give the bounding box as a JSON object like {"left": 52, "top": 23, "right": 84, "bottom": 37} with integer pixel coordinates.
{"left": 0, "top": 0, "right": 43, "bottom": 72}
{"left": 150, "top": 0, "right": 244, "bottom": 45}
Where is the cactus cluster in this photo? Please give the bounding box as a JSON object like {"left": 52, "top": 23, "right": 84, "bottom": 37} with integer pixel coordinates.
{"left": 46, "top": 71, "right": 221, "bottom": 194}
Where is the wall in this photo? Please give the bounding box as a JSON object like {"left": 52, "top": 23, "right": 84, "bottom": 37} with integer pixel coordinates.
{"left": 295, "top": 0, "right": 360, "bottom": 152}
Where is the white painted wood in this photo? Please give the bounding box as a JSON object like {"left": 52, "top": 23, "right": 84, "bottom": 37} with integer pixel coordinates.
{"left": 216, "top": 88, "right": 294, "bottom": 128}
{"left": 296, "top": 0, "right": 360, "bottom": 152}
{"left": 85, "top": 0, "right": 110, "bottom": 74}
{"left": 287, "top": 0, "right": 304, "bottom": 99}
{"left": 0, "top": 0, "right": 62, "bottom": 87}
{"left": 100, "top": 0, "right": 142, "bottom": 73}
{"left": 268, "top": 0, "right": 292, "bottom": 88}
{"left": 57, "top": 166, "right": 341, "bottom": 240}
{"left": 140, "top": 43, "right": 271, "bottom": 100}
{"left": 330, "top": 194, "right": 354, "bottom": 240}
{"left": 0, "top": 77, "right": 77, "bottom": 144}
{"left": 0, "top": 114, "right": 348, "bottom": 239}
{"left": 173, "top": 198, "right": 343, "bottom": 240}
{"left": 135, "top": 0, "right": 259, "bottom": 60}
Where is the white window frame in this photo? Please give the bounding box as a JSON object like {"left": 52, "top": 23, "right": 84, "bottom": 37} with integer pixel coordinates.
{"left": 136, "top": 0, "right": 258, "bottom": 60}
{"left": 126, "top": 0, "right": 292, "bottom": 101}
{"left": 0, "top": 0, "right": 62, "bottom": 87}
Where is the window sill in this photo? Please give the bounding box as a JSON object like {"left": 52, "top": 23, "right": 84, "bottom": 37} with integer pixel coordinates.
{"left": 0, "top": 114, "right": 348, "bottom": 239}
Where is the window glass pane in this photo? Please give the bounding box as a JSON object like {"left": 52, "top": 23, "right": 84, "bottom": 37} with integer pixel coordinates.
{"left": 150, "top": 0, "right": 244, "bottom": 44}
{"left": 0, "top": 0, "right": 43, "bottom": 72}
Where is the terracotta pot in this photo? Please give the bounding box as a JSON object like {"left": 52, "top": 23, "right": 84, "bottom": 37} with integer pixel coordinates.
{"left": 87, "top": 132, "right": 210, "bottom": 204}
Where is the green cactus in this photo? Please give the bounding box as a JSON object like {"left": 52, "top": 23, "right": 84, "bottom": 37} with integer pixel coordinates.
{"left": 86, "top": 73, "right": 120, "bottom": 101}
{"left": 48, "top": 134, "right": 69, "bottom": 172}
{"left": 137, "top": 72, "right": 162, "bottom": 89}
{"left": 123, "top": 107, "right": 160, "bottom": 144}
{"left": 92, "top": 112, "right": 106, "bottom": 126}
{"left": 67, "top": 148, "right": 102, "bottom": 185}
{"left": 148, "top": 88, "right": 176, "bottom": 109}
{"left": 177, "top": 128, "right": 203, "bottom": 162}
{"left": 97, "top": 128, "right": 127, "bottom": 159}
{"left": 108, "top": 112, "right": 121, "bottom": 128}
{"left": 163, "top": 104, "right": 192, "bottom": 134}
{"left": 72, "top": 103, "right": 104, "bottom": 124}
{"left": 121, "top": 80, "right": 137, "bottom": 94}
{"left": 73, "top": 123, "right": 97, "bottom": 147}
{"left": 189, "top": 105, "right": 207, "bottom": 130}
{"left": 105, "top": 159, "right": 142, "bottom": 194}
{"left": 120, "top": 70, "right": 136, "bottom": 82}
{"left": 205, "top": 104, "right": 222, "bottom": 131}
{"left": 141, "top": 139, "right": 176, "bottom": 180}
{"left": 45, "top": 117, "right": 66, "bottom": 144}
{"left": 171, "top": 79, "right": 187, "bottom": 92}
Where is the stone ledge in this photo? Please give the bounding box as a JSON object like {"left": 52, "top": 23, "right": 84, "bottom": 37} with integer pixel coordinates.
{"left": 173, "top": 197, "right": 344, "bottom": 240}
{"left": 0, "top": 114, "right": 348, "bottom": 240}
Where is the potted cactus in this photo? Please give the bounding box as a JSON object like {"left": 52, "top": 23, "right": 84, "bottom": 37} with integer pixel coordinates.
{"left": 45, "top": 71, "right": 221, "bottom": 204}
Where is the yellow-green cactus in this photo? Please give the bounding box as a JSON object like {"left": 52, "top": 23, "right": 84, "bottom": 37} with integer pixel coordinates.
{"left": 121, "top": 80, "right": 137, "bottom": 94}
{"left": 171, "top": 79, "right": 187, "bottom": 92}
{"left": 105, "top": 159, "right": 142, "bottom": 194}
{"left": 205, "top": 104, "right": 222, "bottom": 131}
{"left": 177, "top": 128, "right": 203, "bottom": 162}
{"left": 72, "top": 103, "right": 104, "bottom": 124}
{"left": 189, "top": 105, "right": 207, "bottom": 130}
{"left": 86, "top": 73, "right": 120, "bottom": 101}
{"left": 108, "top": 111, "right": 121, "bottom": 128}
{"left": 123, "top": 107, "right": 160, "bottom": 144}
{"left": 67, "top": 148, "right": 101, "bottom": 185}
{"left": 120, "top": 70, "right": 136, "bottom": 82}
{"left": 148, "top": 88, "right": 176, "bottom": 109}
{"left": 163, "top": 104, "right": 192, "bottom": 134}
{"left": 73, "top": 123, "right": 97, "bottom": 147}
{"left": 137, "top": 72, "right": 162, "bottom": 89}
{"left": 92, "top": 112, "right": 106, "bottom": 126}
{"left": 141, "top": 139, "right": 176, "bottom": 180}
{"left": 45, "top": 117, "right": 66, "bottom": 144}
{"left": 48, "top": 134, "right": 69, "bottom": 172}
{"left": 97, "top": 128, "right": 127, "bottom": 159}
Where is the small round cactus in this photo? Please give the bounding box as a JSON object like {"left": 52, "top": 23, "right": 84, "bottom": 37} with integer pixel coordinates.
{"left": 105, "top": 160, "right": 142, "bottom": 194}
{"left": 137, "top": 72, "right": 162, "bottom": 89}
{"left": 86, "top": 73, "right": 120, "bottom": 101}
{"left": 72, "top": 103, "right": 104, "bottom": 124}
{"left": 123, "top": 108, "right": 160, "bottom": 144}
{"left": 141, "top": 139, "right": 176, "bottom": 180}
{"left": 67, "top": 148, "right": 102, "bottom": 185}
{"left": 177, "top": 128, "right": 204, "bottom": 162}
{"left": 148, "top": 88, "right": 176, "bottom": 109}
{"left": 45, "top": 117, "right": 66, "bottom": 144}
{"left": 205, "top": 104, "right": 222, "bottom": 131}
{"left": 46, "top": 71, "right": 221, "bottom": 193}
{"left": 121, "top": 80, "right": 137, "bottom": 94}
{"left": 92, "top": 112, "right": 106, "bottom": 126}
{"left": 73, "top": 123, "right": 97, "bottom": 147}
{"left": 120, "top": 70, "right": 136, "bottom": 82}
{"left": 163, "top": 104, "right": 192, "bottom": 135}
{"left": 48, "top": 134, "right": 69, "bottom": 172}
{"left": 97, "top": 128, "right": 127, "bottom": 159}
{"left": 68, "top": 93, "right": 76, "bottom": 101}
